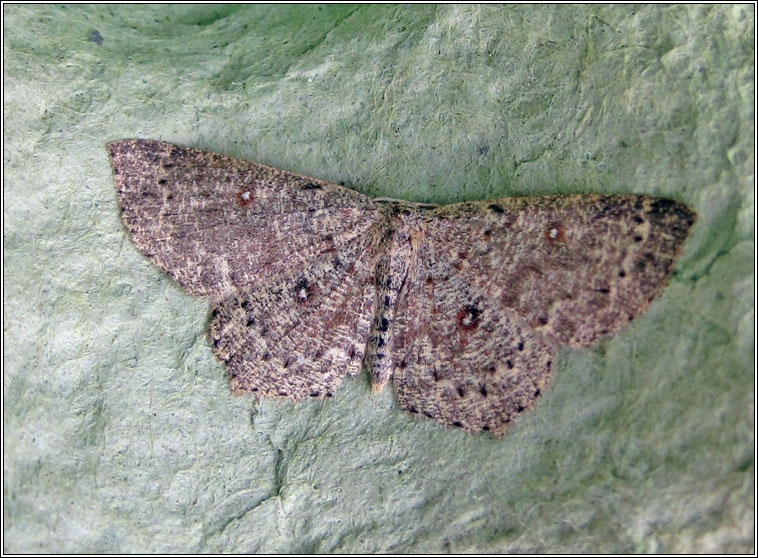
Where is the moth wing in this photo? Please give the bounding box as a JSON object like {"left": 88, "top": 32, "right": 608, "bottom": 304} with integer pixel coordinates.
{"left": 108, "top": 139, "right": 380, "bottom": 300}
{"left": 391, "top": 265, "right": 555, "bottom": 436}
{"left": 419, "top": 195, "right": 695, "bottom": 348}
{"left": 209, "top": 234, "right": 381, "bottom": 399}
{"left": 392, "top": 195, "right": 695, "bottom": 435}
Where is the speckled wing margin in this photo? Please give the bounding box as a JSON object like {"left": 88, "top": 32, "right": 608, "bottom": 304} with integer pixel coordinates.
{"left": 390, "top": 196, "right": 696, "bottom": 435}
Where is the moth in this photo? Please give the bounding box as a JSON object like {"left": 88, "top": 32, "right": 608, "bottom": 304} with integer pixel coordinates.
{"left": 108, "top": 139, "right": 696, "bottom": 436}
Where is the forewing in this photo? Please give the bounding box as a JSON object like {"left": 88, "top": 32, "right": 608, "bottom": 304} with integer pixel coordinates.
{"left": 108, "top": 139, "right": 380, "bottom": 300}
{"left": 391, "top": 195, "right": 695, "bottom": 435}
{"left": 419, "top": 195, "right": 696, "bottom": 348}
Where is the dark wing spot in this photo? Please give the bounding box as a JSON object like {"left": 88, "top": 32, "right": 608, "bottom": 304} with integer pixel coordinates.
{"left": 647, "top": 198, "right": 680, "bottom": 217}
{"left": 488, "top": 203, "right": 504, "bottom": 214}
{"left": 456, "top": 305, "right": 481, "bottom": 330}
{"left": 302, "top": 181, "right": 323, "bottom": 191}
{"left": 294, "top": 277, "right": 311, "bottom": 302}
{"left": 236, "top": 189, "right": 254, "bottom": 206}
{"left": 544, "top": 223, "right": 566, "bottom": 243}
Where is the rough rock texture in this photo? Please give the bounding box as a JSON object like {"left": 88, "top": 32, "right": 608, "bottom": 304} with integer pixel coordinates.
{"left": 4, "top": 4, "right": 752, "bottom": 554}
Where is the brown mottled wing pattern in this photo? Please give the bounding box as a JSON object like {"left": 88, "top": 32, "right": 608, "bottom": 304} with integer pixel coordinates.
{"left": 110, "top": 140, "right": 696, "bottom": 434}
{"left": 391, "top": 196, "right": 695, "bottom": 435}
{"left": 209, "top": 236, "right": 381, "bottom": 399}
{"left": 109, "top": 139, "right": 383, "bottom": 399}
{"left": 108, "top": 139, "right": 379, "bottom": 300}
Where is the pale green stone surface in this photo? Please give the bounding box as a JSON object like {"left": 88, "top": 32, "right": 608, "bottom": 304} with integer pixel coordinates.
{"left": 4, "top": 4, "right": 753, "bottom": 553}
